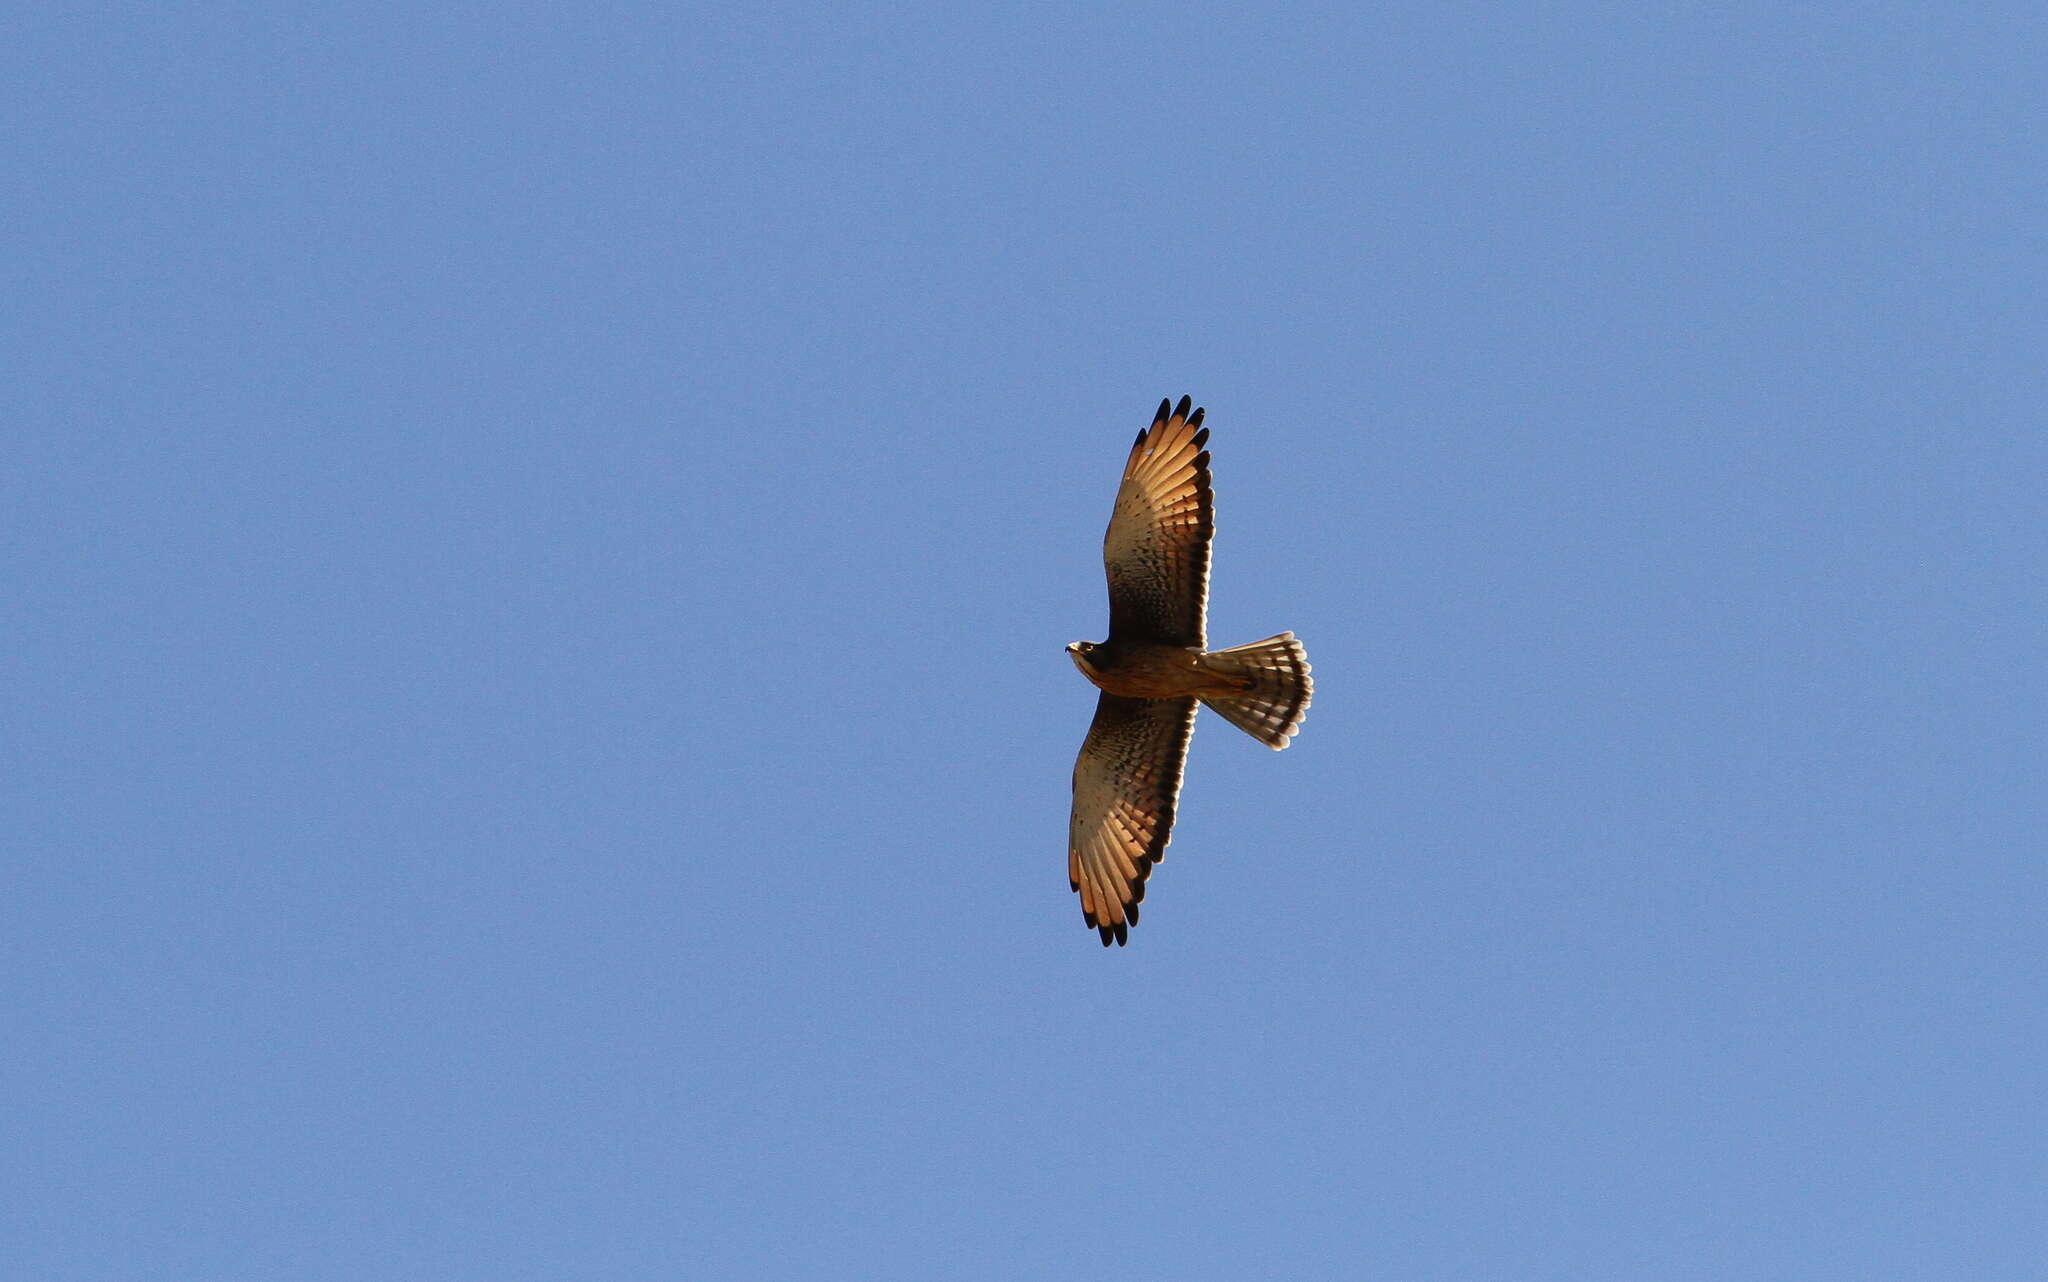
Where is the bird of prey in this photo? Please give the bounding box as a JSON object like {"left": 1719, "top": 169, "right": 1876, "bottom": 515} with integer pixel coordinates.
{"left": 1065, "top": 396, "right": 1311, "bottom": 946}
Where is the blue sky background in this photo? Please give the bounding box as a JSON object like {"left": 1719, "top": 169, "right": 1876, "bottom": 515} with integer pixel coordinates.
{"left": 8, "top": 4, "right": 2045, "bottom": 1278}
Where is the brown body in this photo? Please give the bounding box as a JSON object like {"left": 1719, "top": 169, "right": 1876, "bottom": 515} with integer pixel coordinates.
{"left": 1067, "top": 640, "right": 1253, "bottom": 700}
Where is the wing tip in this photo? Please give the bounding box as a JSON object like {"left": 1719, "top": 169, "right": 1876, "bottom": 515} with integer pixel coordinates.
{"left": 1149, "top": 395, "right": 1204, "bottom": 429}
{"left": 1083, "top": 900, "right": 1139, "bottom": 946}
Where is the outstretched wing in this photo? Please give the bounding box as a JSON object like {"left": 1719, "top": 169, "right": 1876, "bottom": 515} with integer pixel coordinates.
{"left": 1069, "top": 694, "right": 1198, "bottom": 946}
{"left": 1103, "top": 396, "right": 1212, "bottom": 648}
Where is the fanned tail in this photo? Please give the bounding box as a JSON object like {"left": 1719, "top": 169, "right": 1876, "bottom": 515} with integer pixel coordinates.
{"left": 1198, "top": 632, "right": 1312, "bottom": 749}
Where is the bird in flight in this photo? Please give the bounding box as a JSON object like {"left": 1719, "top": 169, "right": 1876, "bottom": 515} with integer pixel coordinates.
{"left": 1066, "top": 396, "right": 1312, "bottom": 946}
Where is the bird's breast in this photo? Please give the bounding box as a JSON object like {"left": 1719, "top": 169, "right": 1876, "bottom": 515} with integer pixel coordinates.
{"left": 1076, "top": 643, "right": 1245, "bottom": 700}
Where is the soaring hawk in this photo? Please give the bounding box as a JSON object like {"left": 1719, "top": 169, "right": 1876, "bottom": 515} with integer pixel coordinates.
{"left": 1065, "top": 396, "right": 1312, "bottom": 946}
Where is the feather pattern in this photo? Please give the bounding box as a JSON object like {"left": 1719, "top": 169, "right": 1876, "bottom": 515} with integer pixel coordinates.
{"left": 1068, "top": 694, "right": 1196, "bottom": 946}
{"left": 1103, "top": 396, "right": 1212, "bottom": 647}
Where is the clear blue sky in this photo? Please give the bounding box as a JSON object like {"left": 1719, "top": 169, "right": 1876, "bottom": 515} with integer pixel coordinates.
{"left": 8, "top": 4, "right": 2045, "bottom": 1279}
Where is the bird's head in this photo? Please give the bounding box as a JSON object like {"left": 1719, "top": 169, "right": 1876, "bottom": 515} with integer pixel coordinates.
{"left": 1066, "top": 640, "right": 1102, "bottom": 676}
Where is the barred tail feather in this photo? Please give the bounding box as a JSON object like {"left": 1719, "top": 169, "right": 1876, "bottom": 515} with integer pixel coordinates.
{"left": 1199, "top": 632, "right": 1312, "bottom": 749}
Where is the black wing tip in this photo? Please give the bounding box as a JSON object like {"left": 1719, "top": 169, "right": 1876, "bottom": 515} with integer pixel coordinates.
{"left": 1086, "top": 912, "right": 1134, "bottom": 946}
{"left": 1144, "top": 396, "right": 1205, "bottom": 438}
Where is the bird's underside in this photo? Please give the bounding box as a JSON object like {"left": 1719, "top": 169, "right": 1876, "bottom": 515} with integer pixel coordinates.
{"left": 1066, "top": 396, "right": 1312, "bottom": 946}
{"left": 1068, "top": 640, "right": 1254, "bottom": 700}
